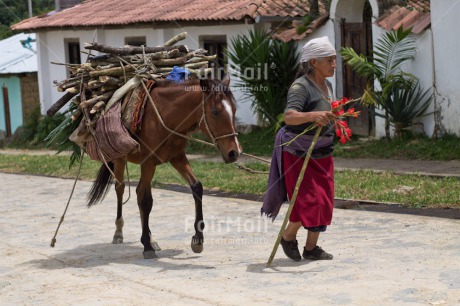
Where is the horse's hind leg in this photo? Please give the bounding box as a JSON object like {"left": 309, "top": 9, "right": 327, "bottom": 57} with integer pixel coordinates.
{"left": 137, "top": 161, "right": 158, "bottom": 259}
{"left": 112, "top": 159, "right": 126, "bottom": 244}
{"left": 170, "top": 153, "right": 204, "bottom": 253}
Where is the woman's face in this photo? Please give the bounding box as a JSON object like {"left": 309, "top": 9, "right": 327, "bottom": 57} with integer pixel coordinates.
{"left": 312, "top": 56, "right": 336, "bottom": 78}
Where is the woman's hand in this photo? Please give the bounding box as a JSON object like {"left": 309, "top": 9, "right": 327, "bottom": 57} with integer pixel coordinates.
{"left": 284, "top": 109, "right": 333, "bottom": 126}
{"left": 311, "top": 111, "right": 334, "bottom": 127}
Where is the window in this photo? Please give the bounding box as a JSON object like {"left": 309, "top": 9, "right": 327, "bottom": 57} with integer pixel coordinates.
{"left": 124, "top": 36, "right": 146, "bottom": 47}
{"left": 201, "top": 36, "right": 227, "bottom": 80}
{"left": 65, "top": 40, "right": 81, "bottom": 65}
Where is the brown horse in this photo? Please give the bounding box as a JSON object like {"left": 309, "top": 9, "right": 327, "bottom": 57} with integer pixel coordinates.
{"left": 87, "top": 76, "right": 242, "bottom": 259}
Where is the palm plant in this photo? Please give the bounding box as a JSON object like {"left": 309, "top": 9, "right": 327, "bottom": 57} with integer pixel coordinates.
{"left": 369, "top": 78, "right": 432, "bottom": 137}
{"left": 227, "top": 29, "right": 299, "bottom": 128}
{"left": 341, "top": 26, "right": 432, "bottom": 138}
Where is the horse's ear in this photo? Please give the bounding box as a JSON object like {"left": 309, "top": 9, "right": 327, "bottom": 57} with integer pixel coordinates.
{"left": 200, "top": 78, "right": 211, "bottom": 92}
{"left": 222, "top": 74, "right": 230, "bottom": 87}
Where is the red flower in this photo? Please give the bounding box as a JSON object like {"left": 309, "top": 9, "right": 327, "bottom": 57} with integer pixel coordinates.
{"left": 335, "top": 128, "right": 342, "bottom": 138}
{"left": 345, "top": 127, "right": 352, "bottom": 137}
{"left": 329, "top": 97, "right": 359, "bottom": 145}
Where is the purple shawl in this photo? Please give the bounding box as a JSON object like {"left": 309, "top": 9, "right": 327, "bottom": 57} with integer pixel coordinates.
{"left": 260, "top": 126, "right": 333, "bottom": 221}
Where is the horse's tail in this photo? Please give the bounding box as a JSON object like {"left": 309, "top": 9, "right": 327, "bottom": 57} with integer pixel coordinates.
{"left": 87, "top": 161, "right": 114, "bottom": 207}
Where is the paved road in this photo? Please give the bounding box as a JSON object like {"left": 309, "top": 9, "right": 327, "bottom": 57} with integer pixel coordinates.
{"left": 1, "top": 173, "right": 459, "bottom": 305}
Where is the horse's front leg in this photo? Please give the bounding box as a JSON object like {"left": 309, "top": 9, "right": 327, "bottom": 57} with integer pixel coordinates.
{"left": 137, "top": 161, "right": 158, "bottom": 259}
{"left": 170, "top": 154, "right": 204, "bottom": 253}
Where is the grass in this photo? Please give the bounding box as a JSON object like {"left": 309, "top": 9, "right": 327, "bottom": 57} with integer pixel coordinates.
{"left": 184, "top": 130, "right": 460, "bottom": 160}
{"left": 334, "top": 134, "right": 460, "bottom": 160}
{"left": 0, "top": 154, "right": 458, "bottom": 209}
{"left": 7, "top": 127, "right": 460, "bottom": 161}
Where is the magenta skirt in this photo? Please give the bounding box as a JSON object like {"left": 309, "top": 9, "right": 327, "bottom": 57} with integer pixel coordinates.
{"left": 283, "top": 151, "right": 334, "bottom": 227}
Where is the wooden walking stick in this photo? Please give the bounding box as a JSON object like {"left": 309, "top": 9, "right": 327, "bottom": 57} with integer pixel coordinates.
{"left": 266, "top": 127, "right": 322, "bottom": 268}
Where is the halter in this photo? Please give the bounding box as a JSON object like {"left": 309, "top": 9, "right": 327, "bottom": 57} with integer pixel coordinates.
{"left": 199, "top": 91, "right": 238, "bottom": 145}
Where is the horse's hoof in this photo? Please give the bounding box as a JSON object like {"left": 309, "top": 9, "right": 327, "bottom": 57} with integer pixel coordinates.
{"left": 191, "top": 237, "right": 204, "bottom": 253}
{"left": 151, "top": 240, "right": 161, "bottom": 251}
{"left": 191, "top": 243, "right": 203, "bottom": 253}
{"left": 112, "top": 236, "right": 123, "bottom": 244}
{"left": 143, "top": 250, "right": 158, "bottom": 259}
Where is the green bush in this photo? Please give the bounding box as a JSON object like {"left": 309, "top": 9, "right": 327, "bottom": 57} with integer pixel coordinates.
{"left": 227, "top": 29, "right": 299, "bottom": 128}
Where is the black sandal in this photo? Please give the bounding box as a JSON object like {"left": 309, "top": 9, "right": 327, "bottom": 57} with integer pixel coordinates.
{"left": 303, "top": 246, "right": 333, "bottom": 260}
{"left": 280, "top": 237, "right": 301, "bottom": 261}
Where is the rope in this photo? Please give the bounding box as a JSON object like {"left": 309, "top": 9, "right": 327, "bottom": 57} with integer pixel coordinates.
{"left": 140, "top": 79, "right": 220, "bottom": 147}
{"left": 50, "top": 152, "right": 85, "bottom": 247}
{"left": 122, "top": 162, "right": 131, "bottom": 205}
{"left": 242, "top": 152, "right": 270, "bottom": 164}
{"left": 234, "top": 162, "right": 269, "bottom": 174}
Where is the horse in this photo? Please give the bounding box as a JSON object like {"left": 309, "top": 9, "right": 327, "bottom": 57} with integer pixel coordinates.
{"left": 86, "top": 75, "right": 242, "bottom": 259}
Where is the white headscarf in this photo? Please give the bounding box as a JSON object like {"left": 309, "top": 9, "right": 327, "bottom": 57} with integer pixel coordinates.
{"left": 300, "top": 36, "right": 336, "bottom": 63}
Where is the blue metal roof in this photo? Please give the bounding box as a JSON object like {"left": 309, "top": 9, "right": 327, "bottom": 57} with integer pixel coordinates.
{"left": 0, "top": 33, "right": 37, "bottom": 74}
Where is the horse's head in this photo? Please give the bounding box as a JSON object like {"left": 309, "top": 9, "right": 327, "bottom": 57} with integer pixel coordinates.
{"left": 199, "top": 75, "right": 242, "bottom": 163}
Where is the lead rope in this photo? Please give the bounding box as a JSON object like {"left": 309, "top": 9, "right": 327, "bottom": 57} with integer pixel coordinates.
{"left": 50, "top": 152, "right": 85, "bottom": 247}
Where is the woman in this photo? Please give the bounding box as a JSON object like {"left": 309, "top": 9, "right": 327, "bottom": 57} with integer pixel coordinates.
{"left": 261, "top": 36, "right": 336, "bottom": 261}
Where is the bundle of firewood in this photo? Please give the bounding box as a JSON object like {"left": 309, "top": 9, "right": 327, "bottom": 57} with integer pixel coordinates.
{"left": 47, "top": 32, "right": 215, "bottom": 120}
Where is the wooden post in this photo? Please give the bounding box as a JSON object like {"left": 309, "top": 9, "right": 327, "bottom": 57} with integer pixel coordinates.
{"left": 2, "top": 84, "right": 12, "bottom": 138}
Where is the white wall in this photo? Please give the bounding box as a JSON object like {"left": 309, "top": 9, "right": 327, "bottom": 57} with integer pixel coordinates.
{"left": 401, "top": 29, "right": 435, "bottom": 136}
{"left": 431, "top": 0, "right": 460, "bottom": 136}
{"left": 37, "top": 29, "right": 102, "bottom": 113}
{"left": 37, "top": 24, "right": 258, "bottom": 125}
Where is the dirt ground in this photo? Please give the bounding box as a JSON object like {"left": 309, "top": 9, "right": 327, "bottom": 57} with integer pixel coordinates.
{"left": 1, "top": 173, "right": 459, "bottom": 305}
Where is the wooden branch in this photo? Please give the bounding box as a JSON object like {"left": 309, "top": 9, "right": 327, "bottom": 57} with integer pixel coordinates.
{"left": 98, "top": 76, "right": 124, "bottom": 87}
{"left": 79, "top": 90, "right": 114, "bottom": 109}
{"left": 186, "top": 55, "right": 217, "bottom": 64}
{"left": 90, "top": 101, "right": 106, "bottom": 114}
{"left": 65, "top": 87, "right": 80, "bottom": 94}
{"left": 185, "top": 61, "right": 209, "bottom": 69}
{"left": 71, "top": 108, "right": 82, "bottom": 121}
{"left": 72, "top": 96, "right": 81, "bottom": 105}
{"left": 104, "top": 77, "right": 141, "bottom": 111}
{"left": 57, "top": 79, "right": 83, "bottom": 91}
{"left": 84, "top": 42, "right": 189, "bottom": 55}
{"left": 89, "top": 65, "right": 137, "bottom": 77}
{"left": 151, "top": 53, "right": 194, "bottom": 66}
{"left": 163, "top": 32, "right": 187, "bottom": 46}
{"left": 46, "top": 92, "right": 77, "bottom": 116}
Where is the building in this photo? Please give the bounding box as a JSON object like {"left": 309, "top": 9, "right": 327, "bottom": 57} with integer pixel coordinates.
{"left": 11, "top": 0, "right": 310, "bottom": 127}
{"left": 12, "top": 0, "right": 459, "bottom": 137}
{"left": 0, "top": 32, "right": 39, "bottom": 137}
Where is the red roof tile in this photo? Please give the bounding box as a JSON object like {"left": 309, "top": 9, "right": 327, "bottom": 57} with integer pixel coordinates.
{"left": 375, "top": 1, "right": 431, "bottom": 34}
{"left": 271, "top": 1, "right": 329, "bottom": 43}
{"left": 11, "top": 0, "right": 310, "bottom": 31}
{"left": 273, "top": 14, "right": 329, "bottom": 43}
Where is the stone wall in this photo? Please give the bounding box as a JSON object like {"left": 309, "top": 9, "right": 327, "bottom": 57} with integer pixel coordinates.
{"left": 20, "top": 73, "right": 40, "bottom": 120}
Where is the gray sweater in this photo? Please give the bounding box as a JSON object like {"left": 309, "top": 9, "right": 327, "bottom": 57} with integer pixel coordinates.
{"left": 285, "top": 76, "right": 335, "bottom": 136}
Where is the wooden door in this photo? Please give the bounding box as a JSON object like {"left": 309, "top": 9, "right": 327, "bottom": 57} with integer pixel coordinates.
{"left": 342, "top": 22, "right": 371, "bottom": 136}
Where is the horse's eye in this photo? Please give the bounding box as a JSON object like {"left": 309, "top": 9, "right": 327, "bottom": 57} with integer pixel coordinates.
{"left": 211, "top": 109, "right": 219, "bottom": 117}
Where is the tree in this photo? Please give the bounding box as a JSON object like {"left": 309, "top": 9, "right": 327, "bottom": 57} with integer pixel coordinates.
{"left": 0, "top": 0, "right": 55, "bottom": 39}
